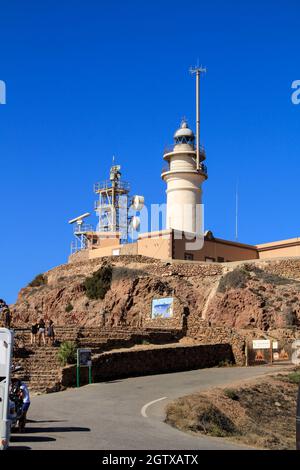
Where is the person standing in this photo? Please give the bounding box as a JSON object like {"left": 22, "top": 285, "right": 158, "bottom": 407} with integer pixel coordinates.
{"left": 46, "top": 319, "right": 55, "bottom": 345}
{"left": 30, "top": 319, "right": 38, "bottom": 345}
{"left": 37, "top": 318, "right": 46, "bottom": 346}
{"left": 3, "top": 303, "right": 11, "bottom": 329}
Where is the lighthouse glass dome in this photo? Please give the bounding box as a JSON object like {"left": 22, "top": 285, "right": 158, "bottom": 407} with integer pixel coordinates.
{"left": 174, "top": 120, "right": 195, "bottom": 145}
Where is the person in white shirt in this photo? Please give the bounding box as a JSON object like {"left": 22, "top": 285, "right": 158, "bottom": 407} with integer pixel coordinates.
{"left": 11, "top": 378, "right": 30, "bottom": 431}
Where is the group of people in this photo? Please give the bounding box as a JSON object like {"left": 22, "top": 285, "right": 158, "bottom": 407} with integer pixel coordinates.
{"left": 31, "top": 318, "right": 55, "bottom": 346}
{"left": 0, "top": 298, "right": 11, "bottom": 328}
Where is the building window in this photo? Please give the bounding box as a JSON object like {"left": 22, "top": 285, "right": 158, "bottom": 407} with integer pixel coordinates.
{"left": 217, "top": 256, "right": 225, "bottom": 263}
{"left": 184, "top": 252, "right": 194, "bottom": 261}
{"left": 205, "top": 256, "right": 215, "bottom": 263}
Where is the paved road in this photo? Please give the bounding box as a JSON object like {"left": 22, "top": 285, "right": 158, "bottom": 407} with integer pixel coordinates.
{"left": 9, "top": 365, "right": 290, "bottom": 450}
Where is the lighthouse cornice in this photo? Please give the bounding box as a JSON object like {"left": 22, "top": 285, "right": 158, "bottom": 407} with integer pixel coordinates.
{"left": 161, "top": 167, "right": 208, "bottom": 180}
{"left": 163, "top": 147, "right": 206, "bottom": 162}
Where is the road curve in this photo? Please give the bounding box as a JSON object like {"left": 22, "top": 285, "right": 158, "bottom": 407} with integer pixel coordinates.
{"left": 9, "top": 364, "right": 290, "bottom": 450}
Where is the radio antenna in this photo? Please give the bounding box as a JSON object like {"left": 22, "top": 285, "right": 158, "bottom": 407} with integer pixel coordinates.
{"left": 189, "top": 64, "right": 207, "bottom": 170}
{"left": 235, "top": 180, "right": 239, "bottom": 241}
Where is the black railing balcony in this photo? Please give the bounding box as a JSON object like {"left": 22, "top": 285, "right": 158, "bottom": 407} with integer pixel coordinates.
{"left": 163, "top": 143, "right": 206, "bottom": 160}
{"left": 161, "top": 162, "right": 207, "bottom": 176}
{"left": 199, "top": 163, "right": 208, "bottom": 175}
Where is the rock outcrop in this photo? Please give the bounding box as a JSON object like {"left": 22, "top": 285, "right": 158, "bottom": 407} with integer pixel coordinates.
{"left": 11, "top": 255, "right": 300, "bottom": 332}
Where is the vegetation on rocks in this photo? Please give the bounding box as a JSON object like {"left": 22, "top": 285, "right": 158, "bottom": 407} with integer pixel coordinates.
{"left": 83, "top": 264, "right": 113, "bottom": 300}
{"left": 57, "top": 341, "right": 77, "bottom": 366}
{"left": 65, "top": 303, "right": 74, "bottom": 313}
{"left": 28, "top": 273, "right": 47, "bottom": 288}
{"left": 166, "top": 395, "right": 238, "bottom": 438}
{"left": 286, "top": 370, "right": 300, "bottom": 384}
{"left": 217, "top": 267, "right": 250, "bottom": 293}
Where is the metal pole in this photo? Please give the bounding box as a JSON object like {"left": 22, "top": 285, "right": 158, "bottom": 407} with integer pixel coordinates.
{"left": 190, "top": 65, "right": 206, "bottom": 171}
{"left": 235, "top": 180, "right": 239, "bottom": 241}
{"left": 270, "top": 341, "right": 273, "bottom": 365}
{"left": 76, "top": 366, "right": 80, "bottom": 388}
{"left": 196, "top": 70, "right": 200, "bottom": 171}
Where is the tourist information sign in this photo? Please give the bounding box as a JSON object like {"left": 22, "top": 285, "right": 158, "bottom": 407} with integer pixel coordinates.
{"left": 76, "top": 348, "right": 92, "bottom": 387}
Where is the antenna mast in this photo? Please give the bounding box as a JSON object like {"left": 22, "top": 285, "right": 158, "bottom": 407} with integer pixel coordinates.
{"left": 190, "top": 65, "right": 206, "bottom": 171}
{"left": 235, "top": 180, "right": 239, "bottom": 241}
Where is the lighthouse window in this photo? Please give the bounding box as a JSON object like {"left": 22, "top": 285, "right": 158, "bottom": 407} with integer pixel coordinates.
{"left": 184, "top": 253, "right": 194, "bottom": 260}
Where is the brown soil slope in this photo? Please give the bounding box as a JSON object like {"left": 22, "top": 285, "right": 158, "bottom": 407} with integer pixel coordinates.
{"left": 166, "top": 370, "right": 300, "bottom": 450}
{"left": 11, "top": 256, "right": 300, "bottom": 331}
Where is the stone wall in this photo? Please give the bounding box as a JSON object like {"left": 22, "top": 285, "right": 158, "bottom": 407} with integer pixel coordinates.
{"left": 68, "top": 250, "right": 89, "bottom": 264}
{"left": 257, "top": 258, "right": 300, "bottom": 281}
{"left": 187, "top": 322, "right": 246, "bottom": 365}
{"left": 61, "top": 342, "right": 234, "bottom": 386}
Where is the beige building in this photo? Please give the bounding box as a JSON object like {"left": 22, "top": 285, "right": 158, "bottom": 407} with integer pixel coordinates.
{"left": 69, "top": 228, "right": 300, "bottom": 264}
{"left": 68, "top": 103, "right": 299, "bottom": 265}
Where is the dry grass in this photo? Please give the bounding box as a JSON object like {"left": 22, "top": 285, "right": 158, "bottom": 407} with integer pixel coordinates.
{"left": 165, "top": 370, "right": 299, "bottom": 449}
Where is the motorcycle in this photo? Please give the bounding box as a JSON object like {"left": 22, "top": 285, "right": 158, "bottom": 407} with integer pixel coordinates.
{"left": 9, "top": 366, "right": 27, "bottom": 432}
{"left": 9, "top": 382, "right": 26, "bottom": 432}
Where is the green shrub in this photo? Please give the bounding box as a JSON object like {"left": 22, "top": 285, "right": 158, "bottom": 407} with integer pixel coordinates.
{"left": 57, "top": 341, "right": 77, "bottom": 366}
{"left": 218, "top": 267, "right": 250, "bottom": 293}
{"left": 28, "top": 273, "right": 47, "bottom": 287}
{"left": 224, "top": 388, "right": 239, "bottom": 401}
{"left": 65, "top": 303, "right": 74, "bottom": 313}
{"left": 286, "top": 371, "right": 300, "bottom": 384}
{"left": 196, "top": 404, "right": 237, "bottom": 437}
{"left": 84, "top": 264, "right": 112, "bottom": 300}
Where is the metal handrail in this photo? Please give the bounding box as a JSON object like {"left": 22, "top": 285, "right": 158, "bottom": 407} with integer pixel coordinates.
{"left": 161, "top": 163, "right": 208, "bottom": 175}
{"left": 73, "top": 224, "right": 94, "bottom": 234}
{"left": 94, "top": 180, "right": 130, "bottom": 193}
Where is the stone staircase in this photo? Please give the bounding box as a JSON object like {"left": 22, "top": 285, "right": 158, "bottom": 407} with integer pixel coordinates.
{"left": 12, "top": 325, "right": 182, "bottom": 393}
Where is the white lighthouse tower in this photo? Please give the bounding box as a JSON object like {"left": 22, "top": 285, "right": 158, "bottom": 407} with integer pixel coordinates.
{"left": 161, "top": 121, "right": 207, "bottom": 234}
{"left": 161, "top": 67, "right": 208, "bottom": 235}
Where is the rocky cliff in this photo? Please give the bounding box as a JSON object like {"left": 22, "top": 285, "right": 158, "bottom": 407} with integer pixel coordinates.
{"left": 11, "top": 255, "right": 300, "bottom": 332}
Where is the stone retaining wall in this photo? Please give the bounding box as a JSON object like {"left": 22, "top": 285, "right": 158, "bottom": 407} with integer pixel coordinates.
{"left": 61, "top": 342, "right": 234, "bottom": 386}
{"left": 187, "top": 323, "right": 246, "bottom": 365}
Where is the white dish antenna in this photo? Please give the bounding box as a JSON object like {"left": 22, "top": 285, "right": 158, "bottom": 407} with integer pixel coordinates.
{"left": 68, "top": 212, "right": 91, "bottom": 225}
{"left": 130, "top": 215, "right": 140, "bottom": 231}
{"left": 132, "top": 195, "right": 144, "bottom": 211}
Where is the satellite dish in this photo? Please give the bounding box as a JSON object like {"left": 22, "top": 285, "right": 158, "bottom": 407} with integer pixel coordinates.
{"left": 132, "top": 195, "right": 144, "bottom": 211}
{"left": 130, "top": 216, "right": 140, "bottom": 231}
{"left": 68, "top": 212, "right": 91, "bottom": 225}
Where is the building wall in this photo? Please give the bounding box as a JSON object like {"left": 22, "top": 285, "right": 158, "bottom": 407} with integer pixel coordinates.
{"left": 137, "top": 230, "right": 171, "bottom": 260}
{"left": 94, "top": 238, "right": 120, "bottom": 248}
{"left": 257, "top": 238, "right": 300, "bottom": 259}
{"left": 69, "top": 231, "right": 300, "bottom": 265}
{"left": 173, "top": 233, "right": 258, "bottom": 262}
{"left": 89, "top": 244, "right": 122, "bottom": 259}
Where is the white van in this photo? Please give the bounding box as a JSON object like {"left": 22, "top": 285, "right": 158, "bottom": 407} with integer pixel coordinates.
{"left": 0, "top": 328, "right": 14, "bottom": 450}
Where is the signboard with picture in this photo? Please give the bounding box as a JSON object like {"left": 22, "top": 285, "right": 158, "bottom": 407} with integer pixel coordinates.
{"left": 77, "top": 348, "right": 92, "bottom": 367}
{"left": 151, "top": 298, "right": 174, "bottom": 319}
{"left": 248, "top": 339, "right": 292, "bottom": 365}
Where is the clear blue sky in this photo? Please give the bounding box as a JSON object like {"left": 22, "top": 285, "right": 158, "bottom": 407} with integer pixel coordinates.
{"left": 0, "top": 0, "right": 299, "bottom": 303}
